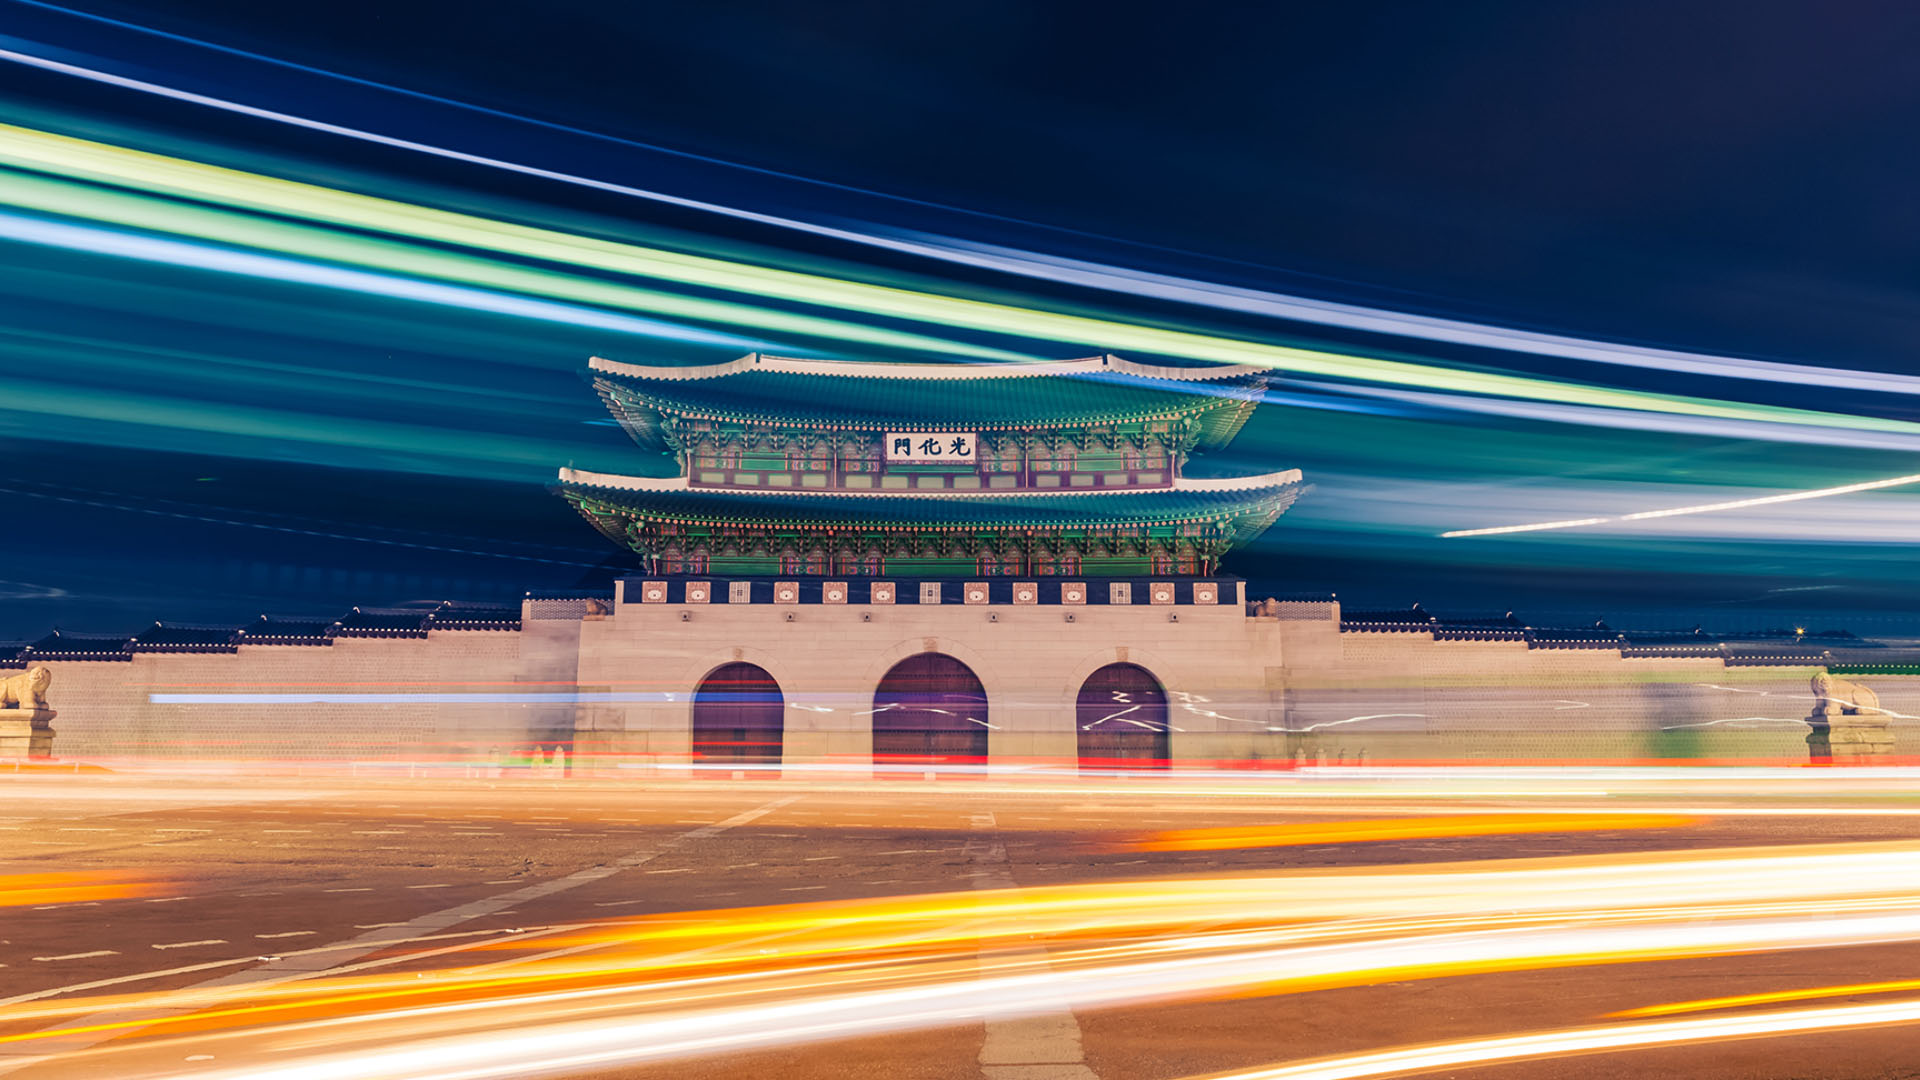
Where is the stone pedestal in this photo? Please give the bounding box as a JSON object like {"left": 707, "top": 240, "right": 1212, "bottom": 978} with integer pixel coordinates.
{"left": 1806, "top": 717, "right": 1894, "bottom": 763}
{"left": 0, "top": 708, "right": 55, "bottom": 760}
{"left": 1806, "top": 672, "right": 1892, "bottom": 764}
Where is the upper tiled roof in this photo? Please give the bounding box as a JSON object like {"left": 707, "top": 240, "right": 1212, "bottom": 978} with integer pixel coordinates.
{"left": 591, "top": 353, "right": 1265, "bottom": 450}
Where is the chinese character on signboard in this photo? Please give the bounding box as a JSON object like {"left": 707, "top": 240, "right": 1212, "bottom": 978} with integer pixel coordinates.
{"left": 884, "top": 431, "right": 977, "bottom": 464}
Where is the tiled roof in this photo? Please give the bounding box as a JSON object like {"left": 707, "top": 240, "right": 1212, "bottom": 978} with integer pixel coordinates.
{"left": 237, "top": 615, "right": 339, "bottom": 645}
{"left": 1340, "top": 604, "right": 1438, "bottom": 631}
{"left": 128, "top": 622, "right": 241, "bottom": 653}
{"left": 591, "top": 353, "right": 1265, "bottom": 451}
{"left": 333, "top": 607, "right": 433, "bottom": 639}
{"left": 558, "top": 470, "right": 1301, "bottom": 546}
{"left": 426, "top": 603, "right": 522, "bottom": 631}
{"left": 23, "top": 631, "right": 133, "bottom": 661}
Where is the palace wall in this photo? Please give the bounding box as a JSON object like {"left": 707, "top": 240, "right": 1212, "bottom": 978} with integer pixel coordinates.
{"left": 22, "top": 631, "right": 529, "bottom": 762}
{"left": 16, "top": 591, "right": 1916, "bottom": 766}
{"left": 572, "top": 580, "right": 1281, "bottom": 766}
{"left": 567, "top": 588, "right": 1917, "bottom": 769}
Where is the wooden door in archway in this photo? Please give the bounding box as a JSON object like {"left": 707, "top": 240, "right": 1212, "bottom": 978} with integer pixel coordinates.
{"left": 870, "top": 653, "right": 989, "bottom": 766}
{"left": 692, "top": 663, "right": 784, "bottom": 765}
{"left": 1077, "top": 662, "right": 1170, "bottom": 768}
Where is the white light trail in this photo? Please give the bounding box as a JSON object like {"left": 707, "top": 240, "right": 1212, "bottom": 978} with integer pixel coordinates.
{"left": 7, "top": 27, "right": 1920, "bottom": 402}
{"left": 1203, "top": 997, "right": 1920, "bottom": 1080}
{"left": 1442, "top": 473, "right": 1920, "bottom": 538}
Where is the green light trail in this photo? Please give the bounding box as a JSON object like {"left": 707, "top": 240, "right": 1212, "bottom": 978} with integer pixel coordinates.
{"left": 2, "top": 121, "right": 1915, "bottom": 444}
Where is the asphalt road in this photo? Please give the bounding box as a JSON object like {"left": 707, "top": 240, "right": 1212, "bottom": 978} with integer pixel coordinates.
{"left": 3, "top": 769, "right": 1919, "bottom": 1079}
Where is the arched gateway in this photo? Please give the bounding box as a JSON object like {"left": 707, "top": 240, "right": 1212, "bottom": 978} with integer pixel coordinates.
{"left": 1077, "top": 662, "right": 1170, "bottom": 768}
{"left": 691, "top": 663, "right": 784, "bottom": 765}
{"left": 870, "top": 653, "right": 989, "bottom": 766}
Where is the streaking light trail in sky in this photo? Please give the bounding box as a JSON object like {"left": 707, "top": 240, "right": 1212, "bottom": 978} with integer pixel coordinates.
{"left": 1442, "top": 472, "right": 1920, "bottom": 537}
{"left": 5, "top": 14, "right": 1920, "bottom": 399}
{"left": 1, "top": 121, "right": 1916, "bottom": 451}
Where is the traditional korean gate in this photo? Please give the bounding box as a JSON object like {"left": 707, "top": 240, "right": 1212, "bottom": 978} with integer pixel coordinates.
{"left": 1077, "top": 662, "right": 1170, "bottom": 768}
{"left": 870, "top": 653, "right": 989, "bottom": 767}
{"left": 691, "top": 663, "right": 784, "bottom": 765}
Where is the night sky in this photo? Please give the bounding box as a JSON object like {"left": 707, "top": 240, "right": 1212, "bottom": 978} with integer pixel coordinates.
{"left": 2, "top": 1, "right": 1917, "bottom": 640}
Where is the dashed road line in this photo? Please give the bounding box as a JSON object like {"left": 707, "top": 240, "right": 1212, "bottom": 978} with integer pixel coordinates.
{"left": 152, "top": 940, "right": 226, "bottom": 951}
{"left": 0, "top": 795, "right": 802, "bottom": 1072}
{"left": 33, "top": 952, "right": 116, "bottom": 963}
{"left": 255, "top": 932, "right": 314, "bottom": 939}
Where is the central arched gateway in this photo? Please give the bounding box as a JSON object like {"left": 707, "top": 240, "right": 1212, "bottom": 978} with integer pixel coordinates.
{"left": 1077, "top": 662, "right": 1170, "bottom": 768}
{"left": 870, "top": 653, "right": 989, "bottom": 766}
{"left": 691, "top": 662, "right": 784, "bottom": 765}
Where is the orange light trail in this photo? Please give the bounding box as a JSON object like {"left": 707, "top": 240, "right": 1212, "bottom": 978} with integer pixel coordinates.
{"left": 0, "top": 871, "right": 162, "bottom": 907}
{"left": 1131, "top": 812, "right": 1700, "bottom": 851}
{"left": 1612, "top": 977, "right": 1920, "bottom": 1018}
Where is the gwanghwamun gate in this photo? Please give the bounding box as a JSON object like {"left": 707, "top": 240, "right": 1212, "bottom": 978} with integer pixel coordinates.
{"left": 6, "top": 353, "right": 1916, "bottom": 769}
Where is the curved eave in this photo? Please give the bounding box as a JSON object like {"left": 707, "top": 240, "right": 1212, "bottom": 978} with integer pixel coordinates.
{"left": 591, "top": 374, "right": 1264, "bottom": 453}
{"left": 590, "top": 352, "right": 1270, "bottom": 383}
{"left": 555, "top": 467, "right": 1302, "bottom": 538}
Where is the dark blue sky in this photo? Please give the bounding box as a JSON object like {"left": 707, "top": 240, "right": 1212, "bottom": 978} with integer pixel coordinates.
{"left": 2, "top": 1, "right": 1916, "bottom": 639}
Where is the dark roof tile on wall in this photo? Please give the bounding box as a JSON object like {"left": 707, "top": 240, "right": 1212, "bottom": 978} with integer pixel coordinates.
{"left": 128, "top": 622, "right": 241, "bottom": 653}
{"left": 427, "top": 603, "right": 522, "bottom": 631}
{"left": 333, "top": 607, "right": 433, "bottom": 639}
{"left": 236, "top": 615, "right": 339, "bottom": 645}
{"left": 23, "top": 631, "right": 134, "bottom": 661}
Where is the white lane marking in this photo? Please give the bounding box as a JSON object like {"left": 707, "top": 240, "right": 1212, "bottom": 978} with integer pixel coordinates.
{"left": 255, "top": 932, "right": 314, "bottom": 939}
{"left": 724, "top": 863, "right": 760, "bottom": 870}
{"left": 154, "top": 829, "right": 211, "bottom": 834}
{"left": 351, "top": 831, "right": 402, "bottom": 836}
{"left": 969, "top": 810, "right": 1097, "bottom": 1080}
{"left": 0, "top": 795, "right": 801, "bottom": 1069}
{"left": 353, "top": 923, "right": 406, "bottom": 929}
{"left": 482, "top": 879, "right": 522, "bottom": 885}
{"left": 593, "top": 899, "right": 652, "bottom": 908}
{"left": 33, "top": 952, "right": 117, "bottom": 962}
{"left": 152, "top": 940, "right": 226, "bottom": 950}
{"left": 145, "top": 897, "right": 191, "bottom": 904}
{"left": 877, "top": 849, "right": 938, "bottom": 855}
{"left": 405, "top": 884, "right": 453, "bottom": 890}
{"left": 55, "top": 828, "right": 114, "bottom": 832}
{"left": 643, "top": 868, "right": 695, "bottom": 875}
{"left": 322, "top": 888, "right": 373, "bottom": 893}
{"left": 781, "top": 886, "right": 828, "bottom": 892}
{"left": 804, "top": 856, "right": 840, "bottom": 862}
{"left": 260, "top": 830, "right": 313, "bottom": 834}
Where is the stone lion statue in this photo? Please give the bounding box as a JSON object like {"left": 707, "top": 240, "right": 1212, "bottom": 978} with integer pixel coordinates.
{"left": 1811, "top": 671, "right": 1881, "bottom": 718}
{"left": 0, "top": 666, "right": 51, "bottom": 711}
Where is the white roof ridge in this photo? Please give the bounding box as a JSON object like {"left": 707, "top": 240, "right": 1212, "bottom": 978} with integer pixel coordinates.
{"left": 1173, "top": 470, "right": 1305, "bottom": 491}
{"left": 587, "top": 353, "right": 1269, "bottom": 383}
{"left": 557, "top": 467, "right": 1301, "bottom": 498}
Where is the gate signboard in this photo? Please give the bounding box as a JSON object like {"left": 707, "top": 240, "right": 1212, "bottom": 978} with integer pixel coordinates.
{"left": 884, "top": 431, "right": 977, "bottom": 465}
